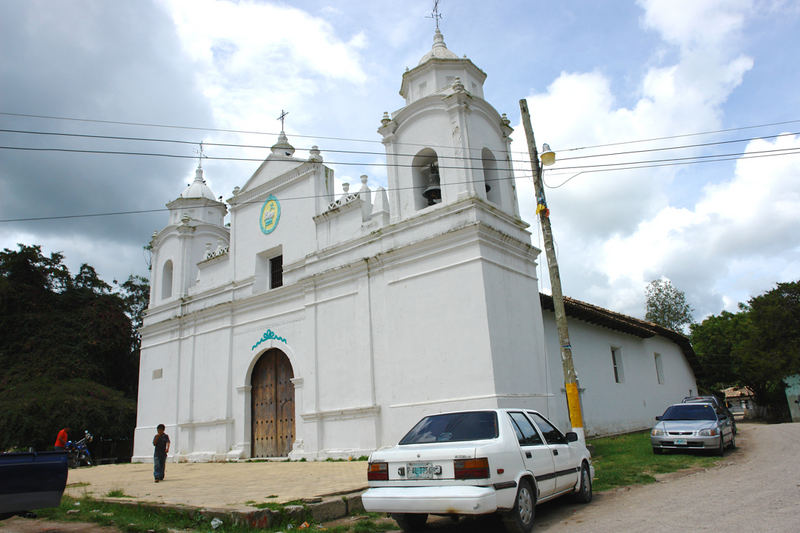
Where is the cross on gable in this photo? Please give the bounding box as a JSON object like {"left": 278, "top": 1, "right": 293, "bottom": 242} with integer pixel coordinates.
{"left": 277, "top": 109, "right": 289, "bottom": 132}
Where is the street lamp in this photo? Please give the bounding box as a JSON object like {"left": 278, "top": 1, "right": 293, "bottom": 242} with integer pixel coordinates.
{"left": 540, "top": 143, "right": 556, "bottom": 167}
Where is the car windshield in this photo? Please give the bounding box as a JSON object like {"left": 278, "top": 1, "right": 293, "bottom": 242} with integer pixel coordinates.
{"left": 399, "top": 411, "right": 498, "bottom": 444}
{"left": 662, "top": 404, "right": 717, "bottom": 421}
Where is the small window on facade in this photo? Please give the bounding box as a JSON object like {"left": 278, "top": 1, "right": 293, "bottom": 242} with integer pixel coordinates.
{"left": 152, "top": 368, "right": 163, "bottom": 380}
{"left": 270, "top": 255, "right": 283, "bottom": 289}
{"left": 611, "top": 347, "right": 624, "bottom": 383}
{"left": 654, "top": 352, "right": 664, "bottom": 384}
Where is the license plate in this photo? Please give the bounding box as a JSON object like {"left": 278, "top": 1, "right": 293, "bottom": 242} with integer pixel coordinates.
{"left": 407, "top": 462, "right": 434, "bottom": 480}
{"left": 674, "top": 438, "right": 687, "bottom": 445}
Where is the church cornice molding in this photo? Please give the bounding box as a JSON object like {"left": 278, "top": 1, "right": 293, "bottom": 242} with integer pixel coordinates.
{"left": 387, "top": 95, "right": 510, "bottom": 143}
{"left": 230, "top": 161, "right": 324, "bottom": 208}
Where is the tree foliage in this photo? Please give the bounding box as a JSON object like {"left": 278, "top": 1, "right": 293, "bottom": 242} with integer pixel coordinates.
{"left": 690, "top": 281, "right": 800, "bottom": 419}
{"left": 645, "top": 279, "right": 694, "bottom": 332}
{"left": 0, "top": 244, "right": 148, "bottom": 450}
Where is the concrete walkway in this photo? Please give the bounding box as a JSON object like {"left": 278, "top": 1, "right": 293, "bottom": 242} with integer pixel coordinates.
{"left": 65, "top": 461, "right": 368, "bottom": 511}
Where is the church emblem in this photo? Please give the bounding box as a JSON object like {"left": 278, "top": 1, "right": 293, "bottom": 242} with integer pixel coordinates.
{"left": 259, "top": 195, "right": 281, "bottom": 234}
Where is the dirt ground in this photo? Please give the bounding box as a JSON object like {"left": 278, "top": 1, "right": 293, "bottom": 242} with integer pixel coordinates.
{"left": 4, "top": 422, "right": 799, "bottom": 532}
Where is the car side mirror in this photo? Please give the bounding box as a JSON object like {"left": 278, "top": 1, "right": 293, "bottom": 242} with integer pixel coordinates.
{"left": 566, "top": 432, "right": 579, "bottom": 442}
{"left": 655, "top": 416, "right": 662, "bottom": 421}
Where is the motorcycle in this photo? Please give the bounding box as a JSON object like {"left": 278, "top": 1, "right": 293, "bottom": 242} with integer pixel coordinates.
{"left": 65, "top": 430, "right": 93, "bottom": 468}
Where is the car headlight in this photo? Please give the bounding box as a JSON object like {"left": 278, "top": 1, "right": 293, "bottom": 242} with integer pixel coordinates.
{"left": 698, "top": 428, "right": 719, "bottom": 436}
{"left": 651, "top": 428, "right": 665, "bottom": 436}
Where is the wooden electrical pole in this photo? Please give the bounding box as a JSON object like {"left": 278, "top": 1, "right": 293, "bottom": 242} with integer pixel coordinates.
{"left": 519, "top": 99, "right": 585, "bottom": 441}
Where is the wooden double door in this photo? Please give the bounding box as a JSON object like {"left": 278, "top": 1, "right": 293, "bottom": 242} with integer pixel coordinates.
{"left": 251, "top": 349, "right": 295, "bottom": 457}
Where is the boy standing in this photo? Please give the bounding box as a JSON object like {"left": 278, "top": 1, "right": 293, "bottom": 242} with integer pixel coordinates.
{"left": 152, "top": 424, "right": 170, "bottom": 482}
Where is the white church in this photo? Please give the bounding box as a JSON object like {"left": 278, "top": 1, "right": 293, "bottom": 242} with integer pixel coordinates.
{"left": 133, "top": 29, "right": 698, "bottom": 462}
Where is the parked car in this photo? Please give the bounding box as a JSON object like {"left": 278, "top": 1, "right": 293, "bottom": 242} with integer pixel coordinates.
{"left": 651, "top": 402, "right": 735, "bottom": 455}
{"left": 682, "top": 395, "right": 737, "bottom": 434}
{"left": 361, "top": 409, "right": 594, "bottom": 533}
{"left": 0, "top": 451, "right": 68, "bottom": 518}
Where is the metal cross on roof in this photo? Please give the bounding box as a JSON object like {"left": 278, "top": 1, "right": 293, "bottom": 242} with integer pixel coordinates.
{"left": 195, "top": 142, "right": 207, "bottom": 169}
{"left": 277, "top": 109, "right": 289, "bottom": 132}
{"left": 427, "top": 0, "right": 442, "bottom": 31}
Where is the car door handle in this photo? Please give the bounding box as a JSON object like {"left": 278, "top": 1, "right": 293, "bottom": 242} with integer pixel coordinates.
{"left": 525, "top": 451, "right": 532, "bottom": 458}
{"left": 552, "top": 450, "right": 559, "bottom": 456}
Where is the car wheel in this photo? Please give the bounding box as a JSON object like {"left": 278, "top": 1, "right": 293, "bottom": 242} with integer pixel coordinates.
{"left": 390, "top": 513, "right": 428, "bottom": 532}
{"left": 652, "top": 447, "right": 663, "bottom": 455}
{"left": 573, "top": 462, "right": 592, "bottom": 503}
{"left": 729, "top": 431, "right": 736, "bottom": 449}
{"left": 501, "top": 478, "right": 535, "bottom": 533}
{"left": 717, "top": 434, "right": 725, "bottom": 456}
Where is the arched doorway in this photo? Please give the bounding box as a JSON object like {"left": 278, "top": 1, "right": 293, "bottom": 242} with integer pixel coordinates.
{"left": 251, "top": 349, "right": 295, "bottom": 457}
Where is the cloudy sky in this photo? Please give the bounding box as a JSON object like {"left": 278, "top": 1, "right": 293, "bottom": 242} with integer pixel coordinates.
{"left": 1, "top": 0, "right": 798, "bottom": 322}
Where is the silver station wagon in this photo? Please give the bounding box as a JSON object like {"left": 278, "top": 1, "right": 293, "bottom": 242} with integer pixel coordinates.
{"left": 361, "top": 409, "right": 594, "bottom": 533}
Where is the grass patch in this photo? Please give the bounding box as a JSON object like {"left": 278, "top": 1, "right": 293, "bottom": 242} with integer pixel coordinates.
{"left": 66, "top": 482, "right": 90, "bottom": 488}
{"left": 588, "top": 430, "right": 719, "bottom": 492}
{"left": 35, "top": 495, "right": 314, "bottom": 532}
{"left": 104, "top": 489, "right": 132, "bottom": 498}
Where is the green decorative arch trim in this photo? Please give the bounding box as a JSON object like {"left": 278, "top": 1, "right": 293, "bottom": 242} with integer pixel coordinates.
{"left": 252, "top": 329, "right": 287, "bottom": 351}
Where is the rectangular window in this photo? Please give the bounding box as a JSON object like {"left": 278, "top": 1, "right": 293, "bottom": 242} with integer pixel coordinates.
{"left": 654, "top": 352, "right": 664, "bottom": 384}
{"left": 270, "top": 254, "right": 283, "bottom": 289}
{"left": 611, "top": 347, "right": 624, "bottom": 383}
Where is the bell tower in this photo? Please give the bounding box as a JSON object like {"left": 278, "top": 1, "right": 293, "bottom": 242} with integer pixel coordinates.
{"left": 378, "top": 28, "right": 520, "bottom": 222}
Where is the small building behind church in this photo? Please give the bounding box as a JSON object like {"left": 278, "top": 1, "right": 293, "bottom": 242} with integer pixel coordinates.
{"left": 133, "top": 29, "right": 697, "bottom": 462}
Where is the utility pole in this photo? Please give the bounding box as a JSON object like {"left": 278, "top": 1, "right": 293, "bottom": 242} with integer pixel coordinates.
{"left": 519, "top": 99, "right": 585, "bottom": 441}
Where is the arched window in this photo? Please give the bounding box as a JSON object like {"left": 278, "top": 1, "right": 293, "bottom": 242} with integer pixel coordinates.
{"left": 482, "top": 148, "right": 500, "bottom": 204}
{"left": 161, "top": 260, "right": 173, "bottom": 299}
{"left": 412, "top": 148, "right": 440, "bottom": 211}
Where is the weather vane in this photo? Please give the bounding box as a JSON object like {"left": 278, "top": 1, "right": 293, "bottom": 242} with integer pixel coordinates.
{"left": 277, "top": 109, "right": 289, "bottom": 132}
{"left": 427, "top": 0, "right": 442, "bottom": 31}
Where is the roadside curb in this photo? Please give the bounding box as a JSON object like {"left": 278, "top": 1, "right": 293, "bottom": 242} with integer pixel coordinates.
{"left": 89, "top": 491, "right": 366, "bottom": 529}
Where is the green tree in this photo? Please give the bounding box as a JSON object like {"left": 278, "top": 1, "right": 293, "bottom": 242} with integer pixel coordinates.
{"left": 645, "top": 279, "right": 694, "bottom": 332}
{"left": 0, "top": 244, "right": 142, "bottom": 450}
{"left": 690, "top": 281, "right": 800, "bottom": 420}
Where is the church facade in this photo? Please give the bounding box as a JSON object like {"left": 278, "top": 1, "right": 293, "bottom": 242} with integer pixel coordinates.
{"left": 132, "top": 30, "right": 697, "bottom": 462}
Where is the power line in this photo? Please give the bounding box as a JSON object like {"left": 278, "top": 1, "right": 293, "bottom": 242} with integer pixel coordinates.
{"left": 1, "top": 141, "right": 797, "bottom": 173}
{"left": 3, "top": 110, "right": 799, "bottom": 156}
{"left": 2, "top": 126, "right": 798, "bottom": 166}
{"left": 2, "top": 148, "right": 800, "bottom": 224}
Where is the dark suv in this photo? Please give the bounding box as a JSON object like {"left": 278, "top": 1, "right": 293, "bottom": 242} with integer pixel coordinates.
{"left": 682, "top": 396, "right": 737, "bottom": 434}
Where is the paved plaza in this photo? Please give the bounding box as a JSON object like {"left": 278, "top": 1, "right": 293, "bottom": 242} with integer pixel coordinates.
{"left": 64, "top": 460, "right": 368, "bottom": 511}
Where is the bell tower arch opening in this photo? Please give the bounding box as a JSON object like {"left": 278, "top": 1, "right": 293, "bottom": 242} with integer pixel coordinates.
{"left": 250, "top": 348, "right": 295, "bottom": 457}
{"left": 481, "top": 148, "right": 500, "bottom": 205}
{"left": 412, "top": 148, "right": 441, "bottom": 210}
{"left": 161, "top": 260, "right": 173, "bottom": 299}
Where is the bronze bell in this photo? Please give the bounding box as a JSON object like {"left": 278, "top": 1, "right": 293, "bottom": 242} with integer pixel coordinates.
{"left": 422, "top": 161, "right": 442, "bottom": 205}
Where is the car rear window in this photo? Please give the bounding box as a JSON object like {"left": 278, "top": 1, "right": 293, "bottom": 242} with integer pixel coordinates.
{"left": 399, "top": 411, "right": 499, "bottom": 444}
{"left": 662, "top": 404, "right": 717, "bottom": 421}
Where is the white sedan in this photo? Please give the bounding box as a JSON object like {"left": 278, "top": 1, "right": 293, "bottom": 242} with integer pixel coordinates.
{"left": 361, "top": 408, "right": 594, "bottom": 532}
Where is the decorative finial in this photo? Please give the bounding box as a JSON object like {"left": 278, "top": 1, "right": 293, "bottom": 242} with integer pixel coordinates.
{"left": 381, "top": 112, "right": 391, "bottom": 126}
{"left": 427, "top": 0, "right": 442, "bottom": 32}
{"left": 277, "top": 109, "right": 289, "bottom": 132}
